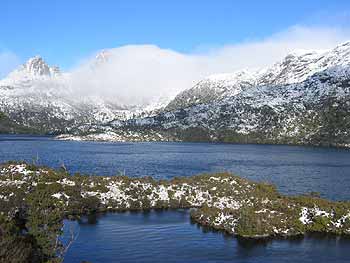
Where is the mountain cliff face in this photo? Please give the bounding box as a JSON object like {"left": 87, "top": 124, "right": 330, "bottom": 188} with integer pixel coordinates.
{"left": 2, "top": 42, "right": 350, "bottom": 147}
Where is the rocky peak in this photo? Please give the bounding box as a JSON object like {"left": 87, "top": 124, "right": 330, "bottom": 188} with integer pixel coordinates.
{"left": 23, "top": 56, "right": 52, "bottom": 76}
{"left": 258, "top": 42, "right": 350, "bottom": 86}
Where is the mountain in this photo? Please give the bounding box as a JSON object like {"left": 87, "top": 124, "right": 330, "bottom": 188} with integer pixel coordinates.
{"left": 0, "top": 54, "right": 163, "bottom": 134}
{"left": 58, "top": 42, "right": 350, "bottom": 147}
{"left": 0, "top": 111, "right": 37, "bottom": 134}
{"left": 167, "top": 42, "right": 350, "bottom": 111}
{"left": 2, "top": 42, "right": 350, "bottom": 147}
{"left": 165, "top": 70, "right": 256, "bottom": 111}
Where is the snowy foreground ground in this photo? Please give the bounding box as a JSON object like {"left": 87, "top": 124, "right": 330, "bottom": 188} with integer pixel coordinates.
{"left": 1, "top": 163, "right": 350, "bottom": 239}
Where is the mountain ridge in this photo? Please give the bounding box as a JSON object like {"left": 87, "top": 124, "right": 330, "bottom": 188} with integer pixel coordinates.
{"left": 166, "top": 41, "right": 350, "bottom": 111}
{"left": 1, "top": 42, "right": 350, "bottom": 147}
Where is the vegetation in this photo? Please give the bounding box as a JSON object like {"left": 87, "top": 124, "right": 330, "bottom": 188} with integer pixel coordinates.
{"left": 0, "top": 112, "right": 39, "bottom": 134}
{"left": 0, "top": 162, "right": 349, "bottom": 262}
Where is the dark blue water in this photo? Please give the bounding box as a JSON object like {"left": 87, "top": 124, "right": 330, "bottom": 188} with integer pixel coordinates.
{"left": 0, "top": 135, "right": 349, "bottom": 200}
{"left": 62, "top": 210, "right": 350, "bottom": 263}
{"left": 1, "top": 134, "right": 350, "bottom": 262}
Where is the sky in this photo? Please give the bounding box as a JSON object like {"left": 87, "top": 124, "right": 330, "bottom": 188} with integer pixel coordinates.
{"left": 1, "top": 1, "right": 350, "bottom": 103}
{"left": 1, "top": 0, "right": 349, "bottom": 69}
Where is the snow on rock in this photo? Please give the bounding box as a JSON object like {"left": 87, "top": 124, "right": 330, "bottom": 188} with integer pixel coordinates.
{"left": 55, "top": 42, "right": 350, "bottom": 147}
{"left": 299, "top": 207, "right": 312, "bottom": 225}
{"left": 0, "top": 55, "right": 170, "bottom": 133}
{"left": 1, "top": 163, "right": 350, "bottom": 239}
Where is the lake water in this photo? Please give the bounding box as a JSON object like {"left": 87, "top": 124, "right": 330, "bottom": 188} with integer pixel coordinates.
{"left": 62, "top": 210, "right": 350, "bottom": 263}
{"left": 0, "top": 135, "right": 350, "bottom": 262}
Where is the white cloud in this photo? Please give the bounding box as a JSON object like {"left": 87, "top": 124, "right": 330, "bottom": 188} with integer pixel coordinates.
{"left": 70, "top": 45, "right": 203, "bottom": 106}
{"left": 69, "top": 25, "right": 350, "bottom": 106}
{"left": 1, "top": 26, "right": 350, "bottom": 107}
{"left": 204, "top": 25, "right": 350, "bottom": 72}
{"left": 0, "top": 51, "right": 20, "bottom": 79}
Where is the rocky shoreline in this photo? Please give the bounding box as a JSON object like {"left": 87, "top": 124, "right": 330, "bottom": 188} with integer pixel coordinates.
{"left": 55, "top": 130, "right": 173, "bottom": 142}
{"left": 55, "top": 133, "right": 350, "bottom": 150}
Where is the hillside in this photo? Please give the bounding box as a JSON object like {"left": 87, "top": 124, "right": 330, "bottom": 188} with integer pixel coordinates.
{"left": 58, "top": 42, "right": 350, "bottom": 147}
{"left": 0, "top": 112, "right": 38, "bottom": 134}
{"left": 0, "top": 55, "right": 163, "bottom": 134}
{"left": 1, "top": 42, "right": 350, "bottom": 147}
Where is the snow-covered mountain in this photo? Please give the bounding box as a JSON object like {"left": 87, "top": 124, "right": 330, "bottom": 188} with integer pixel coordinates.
{"left": 60, "top": 42, "right": 350, "bottom": 147}
{"left": 166, "top": 70, "right": 256, "bottom": 111}
{"left": 166, "top": 42, "right": 350, "bottom": 111}
{"left": 2, "top": 41, "right": 350, "bottom": 147}
{"left": 0, "top": 54, "right": 164, "bottom": 133}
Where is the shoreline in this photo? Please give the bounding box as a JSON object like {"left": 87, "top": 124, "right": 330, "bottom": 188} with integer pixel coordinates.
{"left": 1, "top": 161, "right": 350, "bottom": 261}
{"left": 1, "top": 133, "right": 349, "bottom": 149}
{"left": 1, "top": 162, "right": 350, "bottom": 239}
{"left": 55, "top": 133, "right": 350, "bottom": 149}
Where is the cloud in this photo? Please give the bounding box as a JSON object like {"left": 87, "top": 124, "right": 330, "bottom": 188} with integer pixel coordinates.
{"left": 70, "top": 45, "right": 202, "bottom": 106}
{"left": 69, "top": 25, "right": 350, "bottom": 106}
{"left": 1, "top": 26, "right": 349, "bottom": 107}
{"left": 201, "top": 25, "right": 350, "bottom": 72}
{"left": 0, "top": 51, "right": 20, "bottom": 79}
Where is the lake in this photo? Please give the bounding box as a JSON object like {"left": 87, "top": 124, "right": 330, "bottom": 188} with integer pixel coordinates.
{"left": 0, "top": 134, "right": 350, "bottom": 262}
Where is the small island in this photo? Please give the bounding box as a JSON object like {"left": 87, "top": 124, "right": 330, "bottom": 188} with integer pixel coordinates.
{"left": 1, "top": 162, "right": 349, "bottom": 262}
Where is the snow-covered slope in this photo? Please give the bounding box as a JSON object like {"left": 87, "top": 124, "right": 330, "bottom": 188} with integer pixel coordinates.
{"left": 63, "top": 42, "right": 350, "bottom": 147}
{"left": 166, "top": 70, "right": 256, "bottom": 111}
{"left": 2, "top": 41, "right": 350, "bottom": 146}
{"left": 74, "top": 65, "right": 348, "bottom": 146}
{"left": 258, "top": 42, "right": 350, "bottom": 85}
{"left": 0, "top": 54, "right": 164, "bottom": 133}
{"left": 167, "top": 42, "right": 350, "bottom": 111}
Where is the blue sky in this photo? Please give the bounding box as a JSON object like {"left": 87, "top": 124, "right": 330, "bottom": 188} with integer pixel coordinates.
{"left": 0, "top": 0, "right": 350, "bottom": 72}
